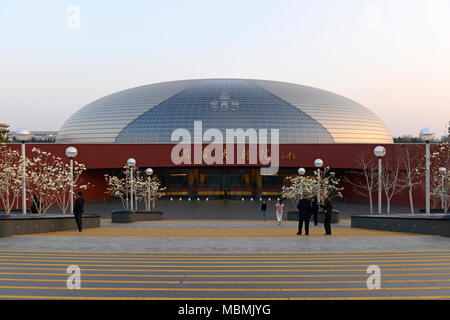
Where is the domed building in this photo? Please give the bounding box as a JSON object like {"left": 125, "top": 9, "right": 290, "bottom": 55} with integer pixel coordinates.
{"left": 53, "top": 79, "right": 395, "bottom": 200}
{"left": 56, "top": 79, "right": 392, "bottom": 144}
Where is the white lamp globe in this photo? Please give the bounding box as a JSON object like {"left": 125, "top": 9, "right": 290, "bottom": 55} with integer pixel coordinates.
{"left": 145, "top": 168, "right": 153, "bottom": 176}
{"left": 373, "top": 146, "right": 386, "bottom": 158}
{"left": 298, "top": 168, "right": 306, "bottom": 175}
{"left": 439, "top": 167, "right": 447, "bottom": 174}
{"left": 127, "top": 158, "right": 136, "bottom": 167}
{"left": 314, "top": 159, "right": 323, "bottom": 168}
{"left": 65, "top": 146, "right": 78, "bottom": 158}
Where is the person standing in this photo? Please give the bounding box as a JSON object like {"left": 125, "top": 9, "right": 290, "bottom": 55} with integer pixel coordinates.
{"left": 275, "top": 199, "right": 284, "bottom": 225}
{"left": 261, "top": 200, "right": 267, "bottom": 220}
{"left": 30, "top": 195, "right": 40, "bottom": 214}
{"left": 322, "top": 193, "right": 333, "bottom": 235}
{"left": 73, "top": 191, "right": 85, "bottom": 232}
{"left": 297, "top": 197, "right": 312, "bottom": 236}
{"left": 311, "top": 196, "right": 319, "bottom": 226}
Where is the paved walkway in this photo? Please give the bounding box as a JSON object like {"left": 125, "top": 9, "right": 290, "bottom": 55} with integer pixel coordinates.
{"left": 1, "top": 250, "right": 450, "bottom": 299}
{"left": 45, "top": 199, "right": 421, "bottom": 219}
{"left": 2, "top": 220, "right": 449, "bottom": 253}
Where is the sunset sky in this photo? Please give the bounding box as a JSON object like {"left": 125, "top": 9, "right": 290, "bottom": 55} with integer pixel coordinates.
{"left": 1, "top": 0, "right": 449, "bottom": 138}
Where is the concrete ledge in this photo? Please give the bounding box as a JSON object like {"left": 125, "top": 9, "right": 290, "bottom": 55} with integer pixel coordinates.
{"left": 287, "top": 211, "right": 340, "bottom": 223}
{"left": 351, "top": 214, "right": 450, "bottom": 237}
{"left": 111, "top": 211, "right": 163, "bottom": 223}
{"left": 0, "top": 214, "right": 101, "bottom": 237}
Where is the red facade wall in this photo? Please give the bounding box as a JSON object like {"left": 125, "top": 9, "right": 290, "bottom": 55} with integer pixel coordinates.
{"left": 7, "top": 143, "right": 425, "bottom": 169}
{"left": 3, "top": 143, "right": 443, "bottom": 208}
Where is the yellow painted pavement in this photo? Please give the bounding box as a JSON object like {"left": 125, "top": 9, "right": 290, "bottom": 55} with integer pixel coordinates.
{"left": 14, "top": 226, "right": 432, "bottom": 238}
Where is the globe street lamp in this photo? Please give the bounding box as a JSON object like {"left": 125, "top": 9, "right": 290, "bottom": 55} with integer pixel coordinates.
{"left": 374, "top": 146, "right": 386, "bottom": 215}
{"left": 314, "top": 159, "right": 323, "bottom": 203}
{"left": 15, "top": 128, "right": 31, "bottom": 214}
{"left": 298, "top": 167, "right": 305, "bottom": 198}
{"left": 145, "top": 168, "right": 153, "bottom": 212}
{"left": 127, "top": 158, "right": 136, "bottom": 211}
{"left": 65, "top": 146, "right": 78, "bottom": 214}
{"left": 420, "top": 128, "right": 436, "bottom": 215}
{"left": 439, "top": 167, "right": 447, "bottom": 211}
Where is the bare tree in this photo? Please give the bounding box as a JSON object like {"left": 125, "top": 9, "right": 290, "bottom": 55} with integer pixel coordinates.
{"left": 430, "top": 142, "right": 449, "bottom": 212}
{"left": 344, "top": 152, "right": 377, "bottom": 214}
{"left": 381, "top": 155, "right": 409, "bottom": 214}
{"left": 399, "top": 145, "right": 424, "bottom": 214}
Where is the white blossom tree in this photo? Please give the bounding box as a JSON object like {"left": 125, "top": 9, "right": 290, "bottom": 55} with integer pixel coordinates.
{"left": 26, "top": 148, "right": 90, "bottom": 214}
{"left": 429, "top": 143, "right": 449, "bottom": 212}
{"left": 282, "top": 167, "right": 343, "bottom": 207}
{"left": 135, "top": 171, "right": 166, "bottom": 211}
{"left": 104, "top": 173, "right": 129, "bottom": 210}
{"left": 0, "top": 145, "right": 22, "bottom": 213}
{"left": 105, "top": 166, "right": 165, "bottom": 211}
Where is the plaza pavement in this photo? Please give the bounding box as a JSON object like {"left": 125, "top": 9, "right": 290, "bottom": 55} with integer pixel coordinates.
{"left": 46, "top": 198, "right": 425, "bottom": 220}
{"left": 1, "top": 219, "right": 450, "bottom": 299}
{"left": 2, "top": 199, "right": 450, "bottom": 299}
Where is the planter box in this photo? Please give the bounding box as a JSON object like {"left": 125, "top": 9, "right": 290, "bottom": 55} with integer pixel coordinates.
{"left": 287, "top": 210, "right": 340, "bottom": 223}
{"left": 419, "top": 208, "right": 448, "bottom": 214}
{"left": 0, "top": 214, "right": 101, "bottom": 238}
{"left": 111, "top": 210, "right": 163, "bottom": 223}
{"left": 351, "top": 214, "right": 450, "bottom": 237}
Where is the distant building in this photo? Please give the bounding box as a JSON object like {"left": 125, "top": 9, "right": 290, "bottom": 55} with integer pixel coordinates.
{"left": 7, "top": 130, "right": 58, "bottom": 143}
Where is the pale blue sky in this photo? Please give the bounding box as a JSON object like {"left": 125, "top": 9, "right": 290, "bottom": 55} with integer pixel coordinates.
{"left": 1, "top": 0, "right": 449, "bottom": 137}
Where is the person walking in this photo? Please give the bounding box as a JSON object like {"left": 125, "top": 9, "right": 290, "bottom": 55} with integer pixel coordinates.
{"left": 311, "top": 196, "right": 319, "bottom": 226}
{"left": 30, "top": 195, "right": 40, "bottom": 214}
{"left": 322, "top": 193, "right": 333, "bottom": 235}
{"left": 261, "top": 200, "right": 267, "bottom": 220}
{"left": 275, "top": 199, "right": 284, "bottom": 225}
{"left": 73, "top": 191, "right": 85, "bottom": 232}
{"left": 297, "top": 197, "right": 312, "bottom": 236}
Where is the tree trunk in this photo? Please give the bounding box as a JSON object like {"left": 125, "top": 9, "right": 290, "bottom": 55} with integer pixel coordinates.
{"left": 369, "top": 194, "right": 373, "bottom": 214}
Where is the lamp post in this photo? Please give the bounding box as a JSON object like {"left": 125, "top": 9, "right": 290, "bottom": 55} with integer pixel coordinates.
{"left": 374, "top": 146, "right": 386, "bottom": 215}
{"left": 15, "top": 128, "right": 31, "bottom": 214}
{"left": 314, "top": 159, "right": 323, "bottom": 203}
{"left": 298, "top": 167, "right": 305, "bottom": 198}
{"left": 145, "top": 168, "right": 153, "bottom": 212}
{"left": 127, "top": 158, "right": 136, "bottom": 211}
{"left": 439, "top": 167, "right": 447, "bottom": 211}
{"left": 420, "top": 128, "right": 436, "bottom": 215}
{"left": 65, "top": 147, "right": 78, "bottom": 214}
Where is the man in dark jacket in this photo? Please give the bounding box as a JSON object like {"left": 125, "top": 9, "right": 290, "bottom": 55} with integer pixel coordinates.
{"left": 73, "top": 192, "right": 85, "bottom": 232}
{"left": 311, "top": 196, "right": 319, "bottom": 226}
{"left": 322, "top": 193, "right": 333, "bottom": 235}
{"left": 297, "top": 197, "right": 312, "bottom": 236}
